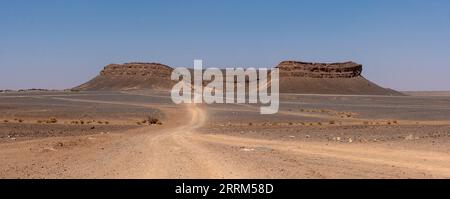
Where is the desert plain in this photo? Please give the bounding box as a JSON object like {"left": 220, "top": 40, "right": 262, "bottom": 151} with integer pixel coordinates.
{"left": 1, "top": 90, "right": 450, "bottom": 179}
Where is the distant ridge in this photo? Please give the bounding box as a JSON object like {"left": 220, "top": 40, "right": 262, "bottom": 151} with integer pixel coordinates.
{"left": 74, "top": 61, "right": 403, "bottom": 96}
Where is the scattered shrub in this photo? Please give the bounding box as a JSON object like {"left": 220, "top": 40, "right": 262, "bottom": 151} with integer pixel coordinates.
{"left": 147, "top": 116, "right": 161, "bottom": 125}
{"left": 47, "top": 117, "right": 57, "bottom": 124}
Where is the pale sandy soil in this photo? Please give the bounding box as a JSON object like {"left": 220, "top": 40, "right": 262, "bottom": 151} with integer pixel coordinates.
{"left": 0, "top": 91, "right": 449, "bottom": 179}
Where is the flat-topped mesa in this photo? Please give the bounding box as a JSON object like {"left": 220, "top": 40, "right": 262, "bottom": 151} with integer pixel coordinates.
{"left": 277, "top": 61, "right": 362, "bottom": 78}
{"left": 100, "top": 62, "right": 173, "bottom": 78}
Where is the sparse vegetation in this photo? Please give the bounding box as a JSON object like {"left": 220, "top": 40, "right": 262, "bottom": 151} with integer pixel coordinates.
{"left": 147, "top": 116, "right": 162, "bottom": 125}
{"left": 47, "top": 117, "right": 57, "bottom": 124}
{"left": 3, "top": 120, "right": 8, "bottom": 123}
{"left": 71, "top": 121, "right": 79, "bottom": 124}
{"left": 329, "top": 120, "right": 336, "bottom": 125}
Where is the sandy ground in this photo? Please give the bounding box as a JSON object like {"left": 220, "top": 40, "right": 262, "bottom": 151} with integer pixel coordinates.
{"left": 0, "top": 91, "right": 450, "bottom": 178}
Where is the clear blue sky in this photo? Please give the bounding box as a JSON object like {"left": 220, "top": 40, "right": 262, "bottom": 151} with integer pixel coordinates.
{"left": 1, "top": 0, "right": 449, "bottom": 91}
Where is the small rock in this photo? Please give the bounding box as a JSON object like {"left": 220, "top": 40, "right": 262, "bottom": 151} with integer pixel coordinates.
{"left": 255, "top": 146, "right": 273, "bottom": 152}
{"left": 305, "top": 135, "right": 310, "bottom": 139}
{"left": 405, "top": 134, "right": 419, "bottom": 140}
{"left": 348, "top": 138, "right": 353, "bottom": 143}
{"left": 405, "top": 134, "right": 415, "bottom": 140}
{"left": 42, "top": 147, "right": 57, "bottom": 152}
{"left": 241, "top": 148, "right": 255, "bottom": 152}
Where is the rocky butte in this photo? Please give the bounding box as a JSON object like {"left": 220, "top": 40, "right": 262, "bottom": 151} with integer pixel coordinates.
{"left": 75, "top": 62, "right": 175, "bottom": 91}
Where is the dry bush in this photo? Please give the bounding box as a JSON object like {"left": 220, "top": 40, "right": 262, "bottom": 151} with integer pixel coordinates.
{"left": 47, "top": 117, "right": 57, "bottom": 124}
{"left": 147, "top": 116, "right": 162, "bottom": 125}
{"left": 329, "top": 120, "right": 336, "bottom": 125}
{"left": 3, "top": 120, "right": 8, "bottom": 123}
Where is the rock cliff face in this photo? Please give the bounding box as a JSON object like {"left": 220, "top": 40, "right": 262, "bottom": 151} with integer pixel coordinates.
{"left": 277, "top": 61, "right": 362, "bottom": 78}
{"left": 99, "top": 63, "right": 173, "bottom": 78}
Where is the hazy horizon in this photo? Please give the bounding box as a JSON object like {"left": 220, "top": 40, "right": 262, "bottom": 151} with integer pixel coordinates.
{"left": 1, "top": 0, "right": 450, "bottom": 91}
